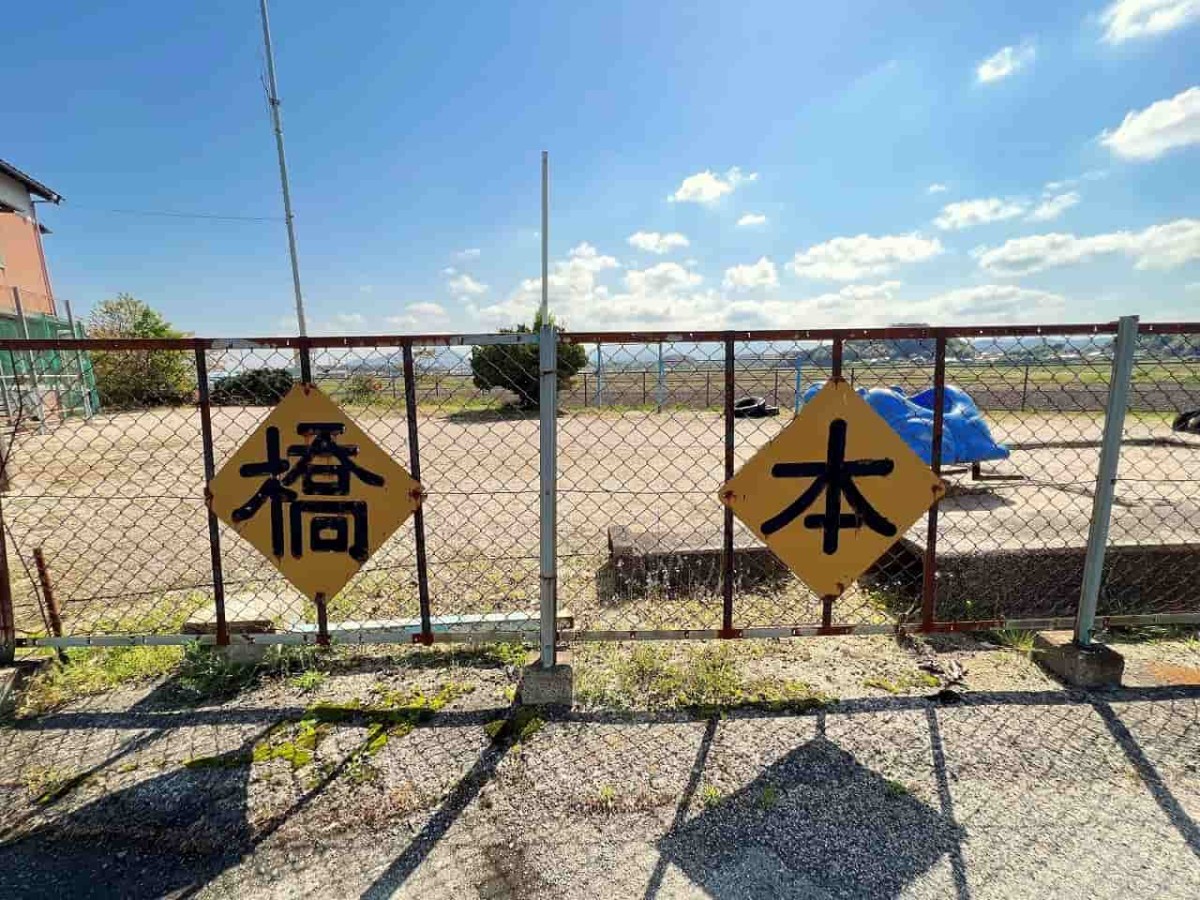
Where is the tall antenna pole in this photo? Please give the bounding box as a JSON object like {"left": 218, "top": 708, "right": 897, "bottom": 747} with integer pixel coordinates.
{"left": 258, "top": 0, "right": 307, "bottom": 336}
{"left": 540, "top": 150, "right": 549, "bottom": 322}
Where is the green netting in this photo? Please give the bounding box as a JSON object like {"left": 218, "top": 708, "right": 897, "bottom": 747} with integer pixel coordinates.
{"left": 0, "top": 310, "right": 99, "bottom": 417}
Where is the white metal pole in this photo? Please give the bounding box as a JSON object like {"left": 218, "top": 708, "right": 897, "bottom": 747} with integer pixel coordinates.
{"left": 538, "top": 151, "right": 558, "bottom": 669}
{"left": 540, "top": 150, "right": 549, "bottom": 324}
{"left": 258, "top": 0, "right": 307, "bottom": 337}
{"left": 1075, "top": 315, "right": 1138, "bottom": 647}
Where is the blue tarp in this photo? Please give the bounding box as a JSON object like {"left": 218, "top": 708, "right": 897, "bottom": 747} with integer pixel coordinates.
{"left": 801, "top": 383, "right": 1010, "bottom": 466}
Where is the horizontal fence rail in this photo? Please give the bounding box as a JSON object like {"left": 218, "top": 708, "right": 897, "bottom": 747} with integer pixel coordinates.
{"left": 0, "top": 320, "right": 1196, "bottom": 655}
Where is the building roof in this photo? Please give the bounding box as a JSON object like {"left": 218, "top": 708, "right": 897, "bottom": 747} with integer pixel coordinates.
{"left": 0, "top": 159, "right": 63, "bottom": 204}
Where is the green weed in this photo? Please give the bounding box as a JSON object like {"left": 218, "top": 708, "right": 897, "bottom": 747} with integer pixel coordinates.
{"left": 289, "top": 670, "right": 326, "bottom": 693}
{"left": 700, "top": 784, "right": 722, "bottom": 808}
{"left": 574, "top": 642, "right": 835, "bottom": 711}
{"left": 988, "top": 629, "right": 1037, "bottom": 655}
{"left": 17, "top": 645, "right": 184, "bottom": 716}
{"left": 758, "top": 784, "right": 780, "bottom": 810}
{"left": 884, "top": 779, "right": 910, "bottom": 798}
{"left": 22, "top": 765, "right": 83, "bottom": 804}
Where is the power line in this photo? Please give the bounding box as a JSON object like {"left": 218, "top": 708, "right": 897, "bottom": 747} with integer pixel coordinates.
{"left": 56, "top": 205, "right": 282, "bottom": 223}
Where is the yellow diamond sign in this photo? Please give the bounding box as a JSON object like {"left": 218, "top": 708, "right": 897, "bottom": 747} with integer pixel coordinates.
{"left": 720, "top": 380, "right": 945, "bottom": 598}
{"left": 208, "top": 384, "right": 422, "bottom": 601}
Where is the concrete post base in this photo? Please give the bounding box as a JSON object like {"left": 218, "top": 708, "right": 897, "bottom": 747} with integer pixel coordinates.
{"left": 518, "top": 653, "right": 574, "bottom": 706}
{"left": 213, "top": 641, "right": 268, "bottom": 667}
{"left": 1034, "top": 631, "right": 1124, "bottom": 688}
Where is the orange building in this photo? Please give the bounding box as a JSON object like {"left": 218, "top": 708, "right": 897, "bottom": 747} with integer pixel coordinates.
{"left": 0, "top": 158, "right": 62, "bottom": 317}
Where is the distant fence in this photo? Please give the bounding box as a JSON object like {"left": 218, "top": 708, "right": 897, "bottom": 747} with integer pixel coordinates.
{"left": 0, "top": 320, "right": 1196, "bottom": 660}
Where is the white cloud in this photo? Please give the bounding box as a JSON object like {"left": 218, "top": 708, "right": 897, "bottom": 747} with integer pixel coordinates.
{"left": 935, "top": 197, "right": 1027, "bottom": 230}
{"left": 456, "top": 248, "right": 481, "bottom": 260}
{"left": 737, "top": 213, "right": 768, "bottom": 227}
{"left": 472, "top": 242, "right": 620, "bottom": 328}
{"left": 441, "top": 266, "right": 457, "bottom": 276}
{"left": 1027, "top": 191, "right": 1080, "bottom": 222}
{"left": 668, "top": 166, "right": 758, "bottom": 203}
{"left": 385, "top": 302, "right": 447, "bottom": 332}
{"left": 406, "top": 301, "right": 447, "bottom": 318}
{"left": 927, "top": 183, "right": 948, "bottom": 194}
{"left": 722, "top": 257, "right": 779, "bottom": 291}
{"left": 976, "top": 43, "right": 1035, "bottom": 83}
{"left": 974, "top": 218, "right": 1200, "bottom": 274}
{"left": 1100, "top": 0, "right": 1200, "bottom": 44}
{"left": 447, "top": 273, "right": 488, "bottom": 296}
{"left": 314, "top": 312, "right": 370, "bottom": 334}
{"left": 627, "top": 231, "right": 690, "bottom": 254}
{"left": 787, "top": 233, "right": 944, "bottom": 280}
{"left": 905, "top": 285, "right": 1066, "bottom": 323}
{"left": 1100, "top": 86, "right": 1200, "bottom": 160}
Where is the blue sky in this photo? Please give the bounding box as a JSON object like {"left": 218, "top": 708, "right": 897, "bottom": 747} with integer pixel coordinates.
{"left": 4, "top": 0, "right": 1198, "bottom": 335}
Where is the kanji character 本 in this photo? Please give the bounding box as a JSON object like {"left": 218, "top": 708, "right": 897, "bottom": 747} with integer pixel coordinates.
{"left": 231, "top": 422, "right": 385, "bottom": 561}
{"left": 761, "top": 418, "right": 896, "bottom": 554}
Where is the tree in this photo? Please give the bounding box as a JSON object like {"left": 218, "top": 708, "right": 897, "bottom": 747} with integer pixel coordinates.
{"left": 87, "top": 294, "right": 195, "bottom": 409}
{"left": 469, "top": 312, "right": 587, "bottom": 409}
{"left": 211, "top": 368, "right": 294, "bottom": 406}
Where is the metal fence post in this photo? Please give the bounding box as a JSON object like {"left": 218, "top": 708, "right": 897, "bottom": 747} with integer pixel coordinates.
{"left": 0, "top": 491, "right": 13, "bottom": 664}
{"left": 793, "top": 353, "right": 802, "bottom": 414}
{"left": 1075, "top": 315, "right": 1138, "bottom": 647}
{"left": 721, "top": 336, "right": 736, "bottom": 636}
{"left": 656, "top": 342, "right": 666, "bottom": 410}
{"left": 921, "top": 335, "right": 947, "bottom": 632}
{"left": 594, "top": 342, "right": 604, "bottom": 407}
{"left": 63, "top": 299, "right": 93, "bottom": 419}
{"left": 538, "top": 324, "right": 559, "bottom": 667}
{"left": 402, "top": 343, "right": 433, "bottom": 644}
{"left": 194, "top": 345, "right": 229, "bottom": 646}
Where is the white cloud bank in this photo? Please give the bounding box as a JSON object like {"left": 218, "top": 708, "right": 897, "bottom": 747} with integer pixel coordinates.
{"left": 1100, "top": 86, "right": 1200, "bottom": 160}
{"left": 668, "top": 167, "right": 757, "bottom": 203}
{"left": 974, "top": 218, "right": 1200, "bottom": 275}
{"left": 1100, "top": 0, "right": 1200, "bottom": 43}
{"left": 787, "top": 233, "right": 944, "bottom": 280}
{"left": 447, "top": 273, "right": 488, "bottom": 297}
{"left": 722, "top": 257, "right": 779, "bottom": 291}
{"left": 935, "top": 198, "right": 1026, "bottom": 230}
{"left": 627, "top": 231, "right": 690, "bottom": 254}
{"left": 1027, "top": 191, "right": 1080, "bottom": 222}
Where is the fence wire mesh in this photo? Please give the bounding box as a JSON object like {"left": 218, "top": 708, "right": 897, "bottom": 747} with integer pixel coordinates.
{"left": 0, "top": 322, "right": 1196, "bottom": 648}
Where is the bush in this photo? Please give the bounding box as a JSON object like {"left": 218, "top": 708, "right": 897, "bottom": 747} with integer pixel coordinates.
{"left": 211, "top": 367, "right": 294, "bottom": 406}
{"left": 470, "top": 313, "right": 586, "bottom": 409}
{"left": 87, "top": 294, "right": 195, "bottom": 409}
{"left": 342, "top": 373, "right": 383, "bottom": 404}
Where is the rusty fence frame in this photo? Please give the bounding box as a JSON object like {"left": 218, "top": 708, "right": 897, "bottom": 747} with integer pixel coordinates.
{"left": 1, "top": 319, "right": 1198, "bottom": 657}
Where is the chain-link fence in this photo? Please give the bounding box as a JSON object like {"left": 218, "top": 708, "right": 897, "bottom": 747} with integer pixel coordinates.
{"left": 0, "top": 321, "right": 1196, "bottom": 652}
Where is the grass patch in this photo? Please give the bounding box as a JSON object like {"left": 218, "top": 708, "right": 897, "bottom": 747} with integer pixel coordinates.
{"left": 987, "top": 629, "right": 1037, "bottom": 655}
{"left": 23, "top": 765, "right": 84, "bottom": 805}
{"left": 17, "top": 645, "right": 184, "bottom": 716}
{"left": 182, "top": 680, "right": 473, "bottom": 774}
{"left": 700, "top": 784, "right": 722, "bottom": 808}
{"left": 575, "top": 642, "right": 835, "bottom": 711}
{"left": 485, "top": 707, "right": 545, "bottom": 746}
{"left": 862, "top": 670, "right": 942, "bottom": 694}
{"left": 289, "top": 670, "right": 327, "bottom": 693}
{"left": 884, "top": 778, "right": 910, "bottom": 798}
{"left": 758, "top": 784, "right": 780, "bottom": 811}
{"left": 1102, "top": 625, "right": 1200, "bottom": 646}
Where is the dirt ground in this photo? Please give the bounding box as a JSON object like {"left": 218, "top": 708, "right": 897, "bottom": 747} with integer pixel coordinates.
{"left": 3, "top": 404, "right": 1198, "bottom": 637}
{"left": 2, "top": 632, "right": 1200, "bottom": 899}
